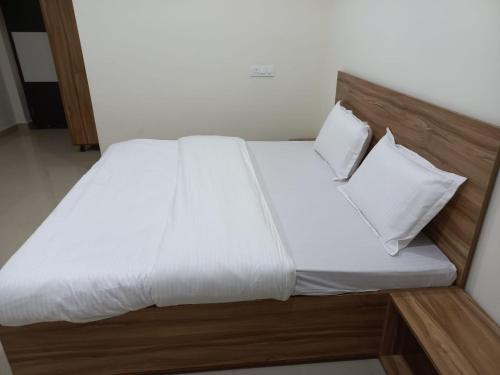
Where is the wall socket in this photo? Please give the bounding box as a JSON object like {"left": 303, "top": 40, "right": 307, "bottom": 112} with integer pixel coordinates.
{"left": 250, "top": 64, "right": 275, "bottom": 77}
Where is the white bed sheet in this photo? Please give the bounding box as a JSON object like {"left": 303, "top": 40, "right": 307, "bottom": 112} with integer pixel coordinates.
{"left": 247, "top": 141, "right": 456, "bottom": 295}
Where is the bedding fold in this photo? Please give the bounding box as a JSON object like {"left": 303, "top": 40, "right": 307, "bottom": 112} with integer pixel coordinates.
{"left": 150, "top": 136, "right": 296, "bottom": 306}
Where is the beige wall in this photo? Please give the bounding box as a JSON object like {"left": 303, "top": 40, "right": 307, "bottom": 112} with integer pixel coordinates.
{"left": 74, "top": 0, "right": 335, "bottom": 150}
{"left": 330, "top": 0, "right": 500, "bottom": 323}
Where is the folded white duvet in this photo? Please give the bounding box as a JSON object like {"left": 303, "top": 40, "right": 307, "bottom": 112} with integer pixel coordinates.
{"left": 0, "top": 137, "right": 295, "bottom": 326}
{"left": 152, "top": 136, "right": 296, "bottom": 306}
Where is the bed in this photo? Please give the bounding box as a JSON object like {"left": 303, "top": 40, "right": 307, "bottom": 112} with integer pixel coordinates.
{"left": 1, "top": 72, "right": 499, "bottom": 375}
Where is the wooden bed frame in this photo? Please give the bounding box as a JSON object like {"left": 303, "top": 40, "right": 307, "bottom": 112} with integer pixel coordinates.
{"left": 1, "top": 72, "right": 499, "bottom": 375}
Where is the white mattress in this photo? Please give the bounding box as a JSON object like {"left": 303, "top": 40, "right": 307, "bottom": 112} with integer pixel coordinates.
{"left": 247, "top": 141, "right": 456, "bottom": 295}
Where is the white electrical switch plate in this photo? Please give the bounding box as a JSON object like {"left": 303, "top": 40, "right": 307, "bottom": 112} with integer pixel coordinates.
{"left": 250, "top": 64, "right": 275, "bottom": 77}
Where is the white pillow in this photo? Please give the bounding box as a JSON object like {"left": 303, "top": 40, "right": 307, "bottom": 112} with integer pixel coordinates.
{"left": 314, "top": 102, "right": 372, "bottom": 180}
{"left": 338, "top": 129, "right": 466, "bottom": 256}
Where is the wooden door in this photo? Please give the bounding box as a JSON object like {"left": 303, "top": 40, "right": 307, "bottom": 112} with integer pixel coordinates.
{"left": 39, "top": 0, "right": 98, "bottom": 146}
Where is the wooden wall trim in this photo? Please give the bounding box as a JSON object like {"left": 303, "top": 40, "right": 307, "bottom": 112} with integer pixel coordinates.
{"left": 39, "top": 0, "right": 98, "bottom": 146}
{"left": 335, "top": 71, "right": 500, "bottom": 286}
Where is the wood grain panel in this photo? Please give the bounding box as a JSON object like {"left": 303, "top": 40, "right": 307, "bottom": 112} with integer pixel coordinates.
{"left": 39, "top": 0, "right": 98, "bottom": 145}
{"left": 0, "top": 293, "right": 388, "bottom": 375}
{"left": 335, "top": 72, "right": 500, "bottom": 286}
{"left": 380, "top": 299, "right": 438, "bottom": 375}
{"left": 391, "top": 288, "right": 500, "bottom": 375}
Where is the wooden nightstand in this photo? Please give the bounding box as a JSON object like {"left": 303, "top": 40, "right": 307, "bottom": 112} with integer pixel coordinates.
{"left": 380, "top": 287, "right": 500, "bottom": 375}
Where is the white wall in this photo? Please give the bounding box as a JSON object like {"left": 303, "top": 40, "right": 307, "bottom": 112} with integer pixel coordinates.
{"left": 330, "top": 0, "right": 500, "bottom": 323}
{"left": 0, "top": 8, "right": 29, "bottom": 127}
{"left": 73, "top": 0, "right": 335, "bottom": 150}
{"left": 11, "top": 32, "right": 58, "bottom": 83}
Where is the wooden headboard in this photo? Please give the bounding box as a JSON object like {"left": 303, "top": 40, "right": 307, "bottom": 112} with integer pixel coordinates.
{"left": 335, "top": 72, "right": 500, "bottom": 287}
